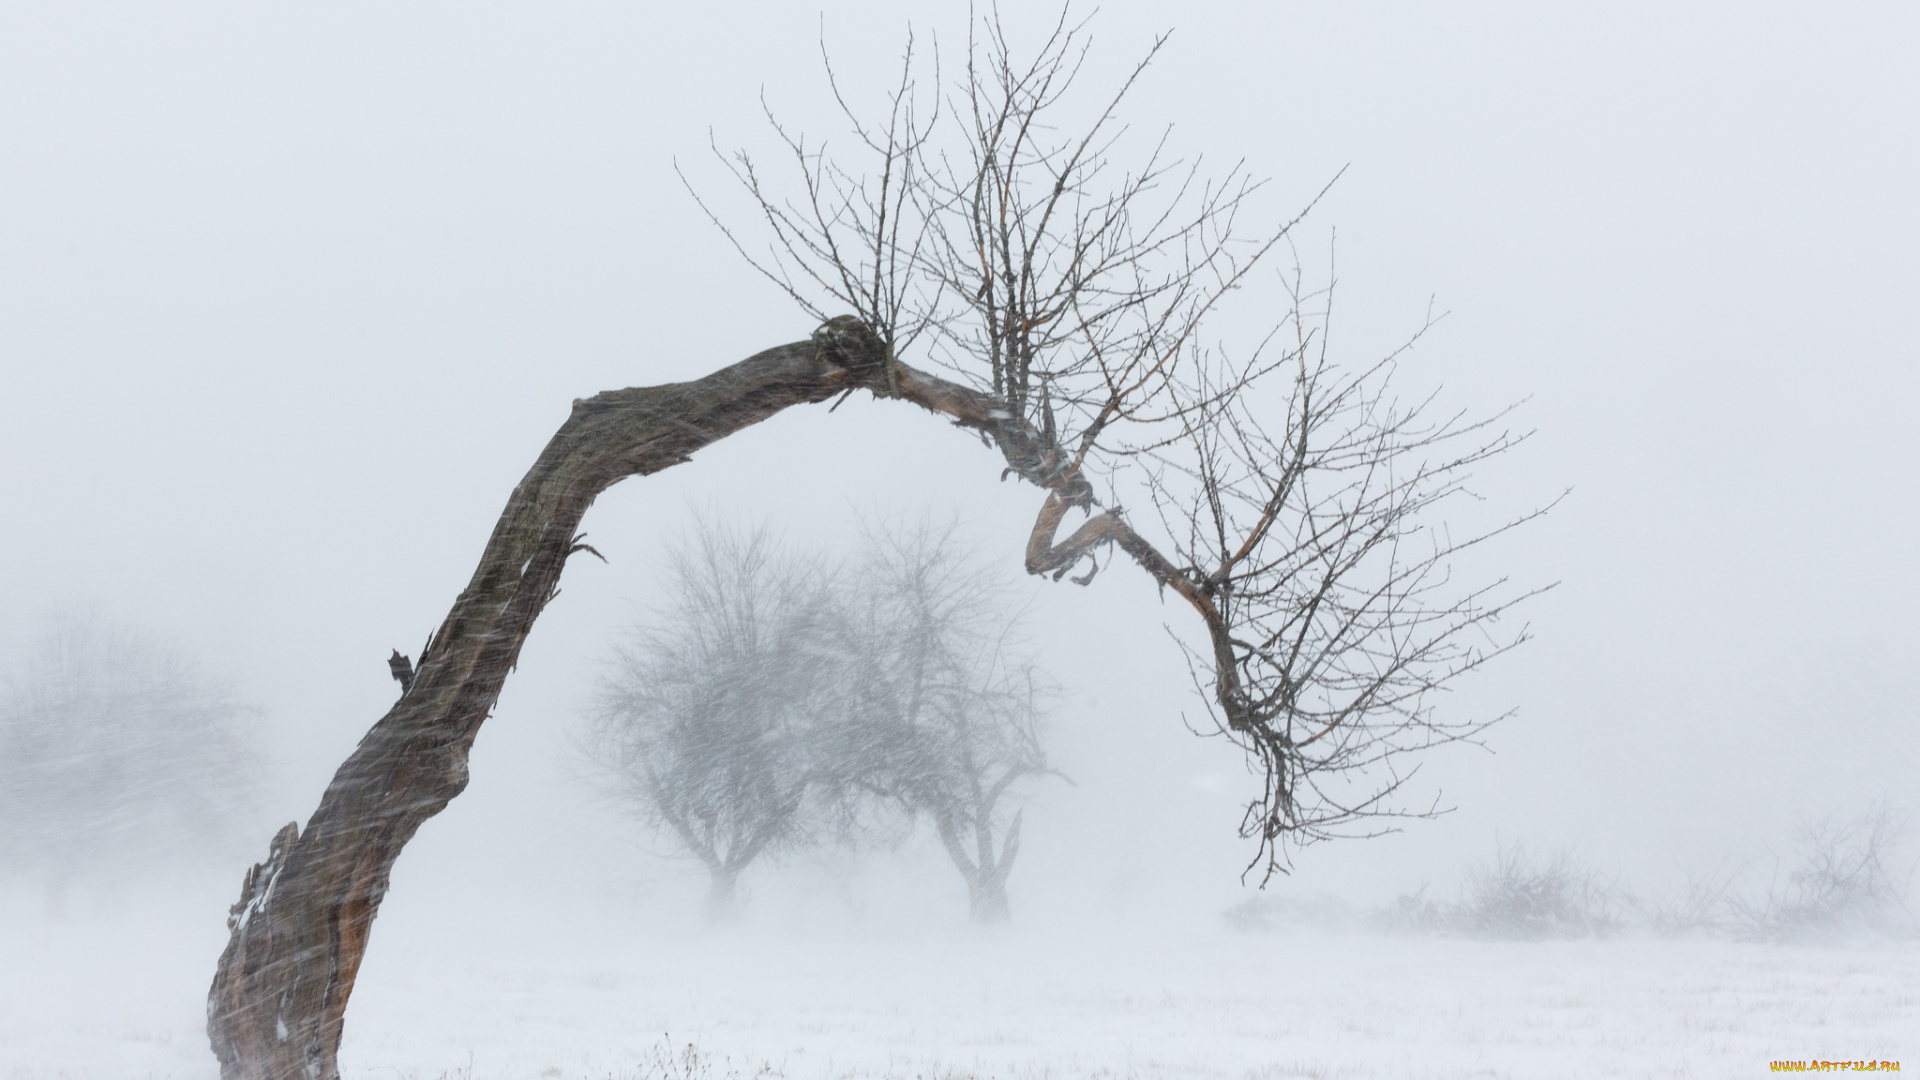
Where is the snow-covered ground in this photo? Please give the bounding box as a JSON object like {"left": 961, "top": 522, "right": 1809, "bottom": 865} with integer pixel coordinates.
{"left": 4, "top": 885, "right": 1913, "bottom": 1080}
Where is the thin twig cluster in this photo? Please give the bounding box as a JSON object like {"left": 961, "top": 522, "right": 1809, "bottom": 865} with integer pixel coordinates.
{"left": 689, "top": 7, "right": 1549, "bottom": 881}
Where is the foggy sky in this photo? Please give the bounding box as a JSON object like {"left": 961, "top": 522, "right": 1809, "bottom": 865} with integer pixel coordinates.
{"left": 2, "top": 0, "right": 1915, "bottom": 931}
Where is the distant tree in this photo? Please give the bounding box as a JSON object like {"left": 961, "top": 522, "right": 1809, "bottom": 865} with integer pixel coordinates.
{"left": 582, "top": 523, "right": 846, "bottom": 922}
{"left": 0, "top": 610, "right": 261, "bottom": 913}
{"left": 586, "top": 520, "right": 1060, "bottom": 924}
{"left": 838, "top": 523, "right": 1058, "bottom": 923}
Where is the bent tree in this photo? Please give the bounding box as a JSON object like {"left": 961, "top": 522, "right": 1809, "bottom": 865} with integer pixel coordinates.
{"left": 208, "top": 13, "right": 1545, "bottom": 1079}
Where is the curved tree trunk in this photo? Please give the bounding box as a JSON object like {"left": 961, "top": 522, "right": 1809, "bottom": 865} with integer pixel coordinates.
{"left": 206, "top": 318, "right": 1210, "bottom": 1078}
{"left": 206, "top": 333, "right": 884, "bottom": 1079}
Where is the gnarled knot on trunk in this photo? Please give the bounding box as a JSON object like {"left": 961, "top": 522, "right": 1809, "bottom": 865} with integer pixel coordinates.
{"left": 811, "top": 315, "right": 890, "bottom": 383}
{"left": 998, "top": 437, "right": 1095, "bottom": 514}
{"left": 1049, "top": 461, "right": 1095, "bottom": 510}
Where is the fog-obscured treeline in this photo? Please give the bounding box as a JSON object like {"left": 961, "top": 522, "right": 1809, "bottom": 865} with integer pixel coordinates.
{"left": 0, "top": 609, "right": 266, "bottom": 913}
{"left": 1232, "top": 804, "right": 1918, "bottom": 945}
{"left": 5, "top": 583, "right": 1912, "bottom": 944}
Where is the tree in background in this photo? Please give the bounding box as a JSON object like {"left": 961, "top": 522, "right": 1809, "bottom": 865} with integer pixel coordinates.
{"left": 586, "top": 519, "right": 1059, "bottom": 925}
{"left": 582, "top": 524, "right": 845, "bottom": 923}
{"left": 209, "top": 12, "right": 1545, "bottom": 1075}
{"left": 0, "top": 610, "right": 261, "bottom": 914}
{"left": 837, "top": 522, "right": 1057, "bottom": 923}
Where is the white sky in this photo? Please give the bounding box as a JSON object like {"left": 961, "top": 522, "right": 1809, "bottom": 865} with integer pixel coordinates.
{"left": 2, "top": 1, "right": 1915, "bottom": 927}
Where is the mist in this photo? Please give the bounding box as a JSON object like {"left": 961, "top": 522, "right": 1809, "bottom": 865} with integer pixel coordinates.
{"left": 2, "top": 3, "right": 1915, "bottom": 1077}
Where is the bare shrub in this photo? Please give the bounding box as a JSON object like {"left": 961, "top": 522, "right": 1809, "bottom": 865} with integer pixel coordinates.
{"left": 1368, "top": 885, "right": 1450, "bottom": 937}
{"left": 1372, "top": 815, "right": 1917, "bottom": 944}
{"left": 1452, "top": 843, "right": 1625, "bottom": 939}
{"left": 1731, "top": 805, "right": 1916, "bottom": 944}
{"left": 1641, "top": 862, "right": 1747, "bottom": 940}
{"left": 1222, "top": 892, "right": 1356, "bottom": 934}
{"left": 1370, "top": 843, "right": 1624, "bottom": 940}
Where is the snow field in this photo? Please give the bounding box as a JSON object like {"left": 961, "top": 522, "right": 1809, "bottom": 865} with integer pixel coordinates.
{"left": 342, "top": 928, "right": 1917, "bottom": 1080}
{"left": 6, "top": 890, "right": 1911, "bottom": 1080}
